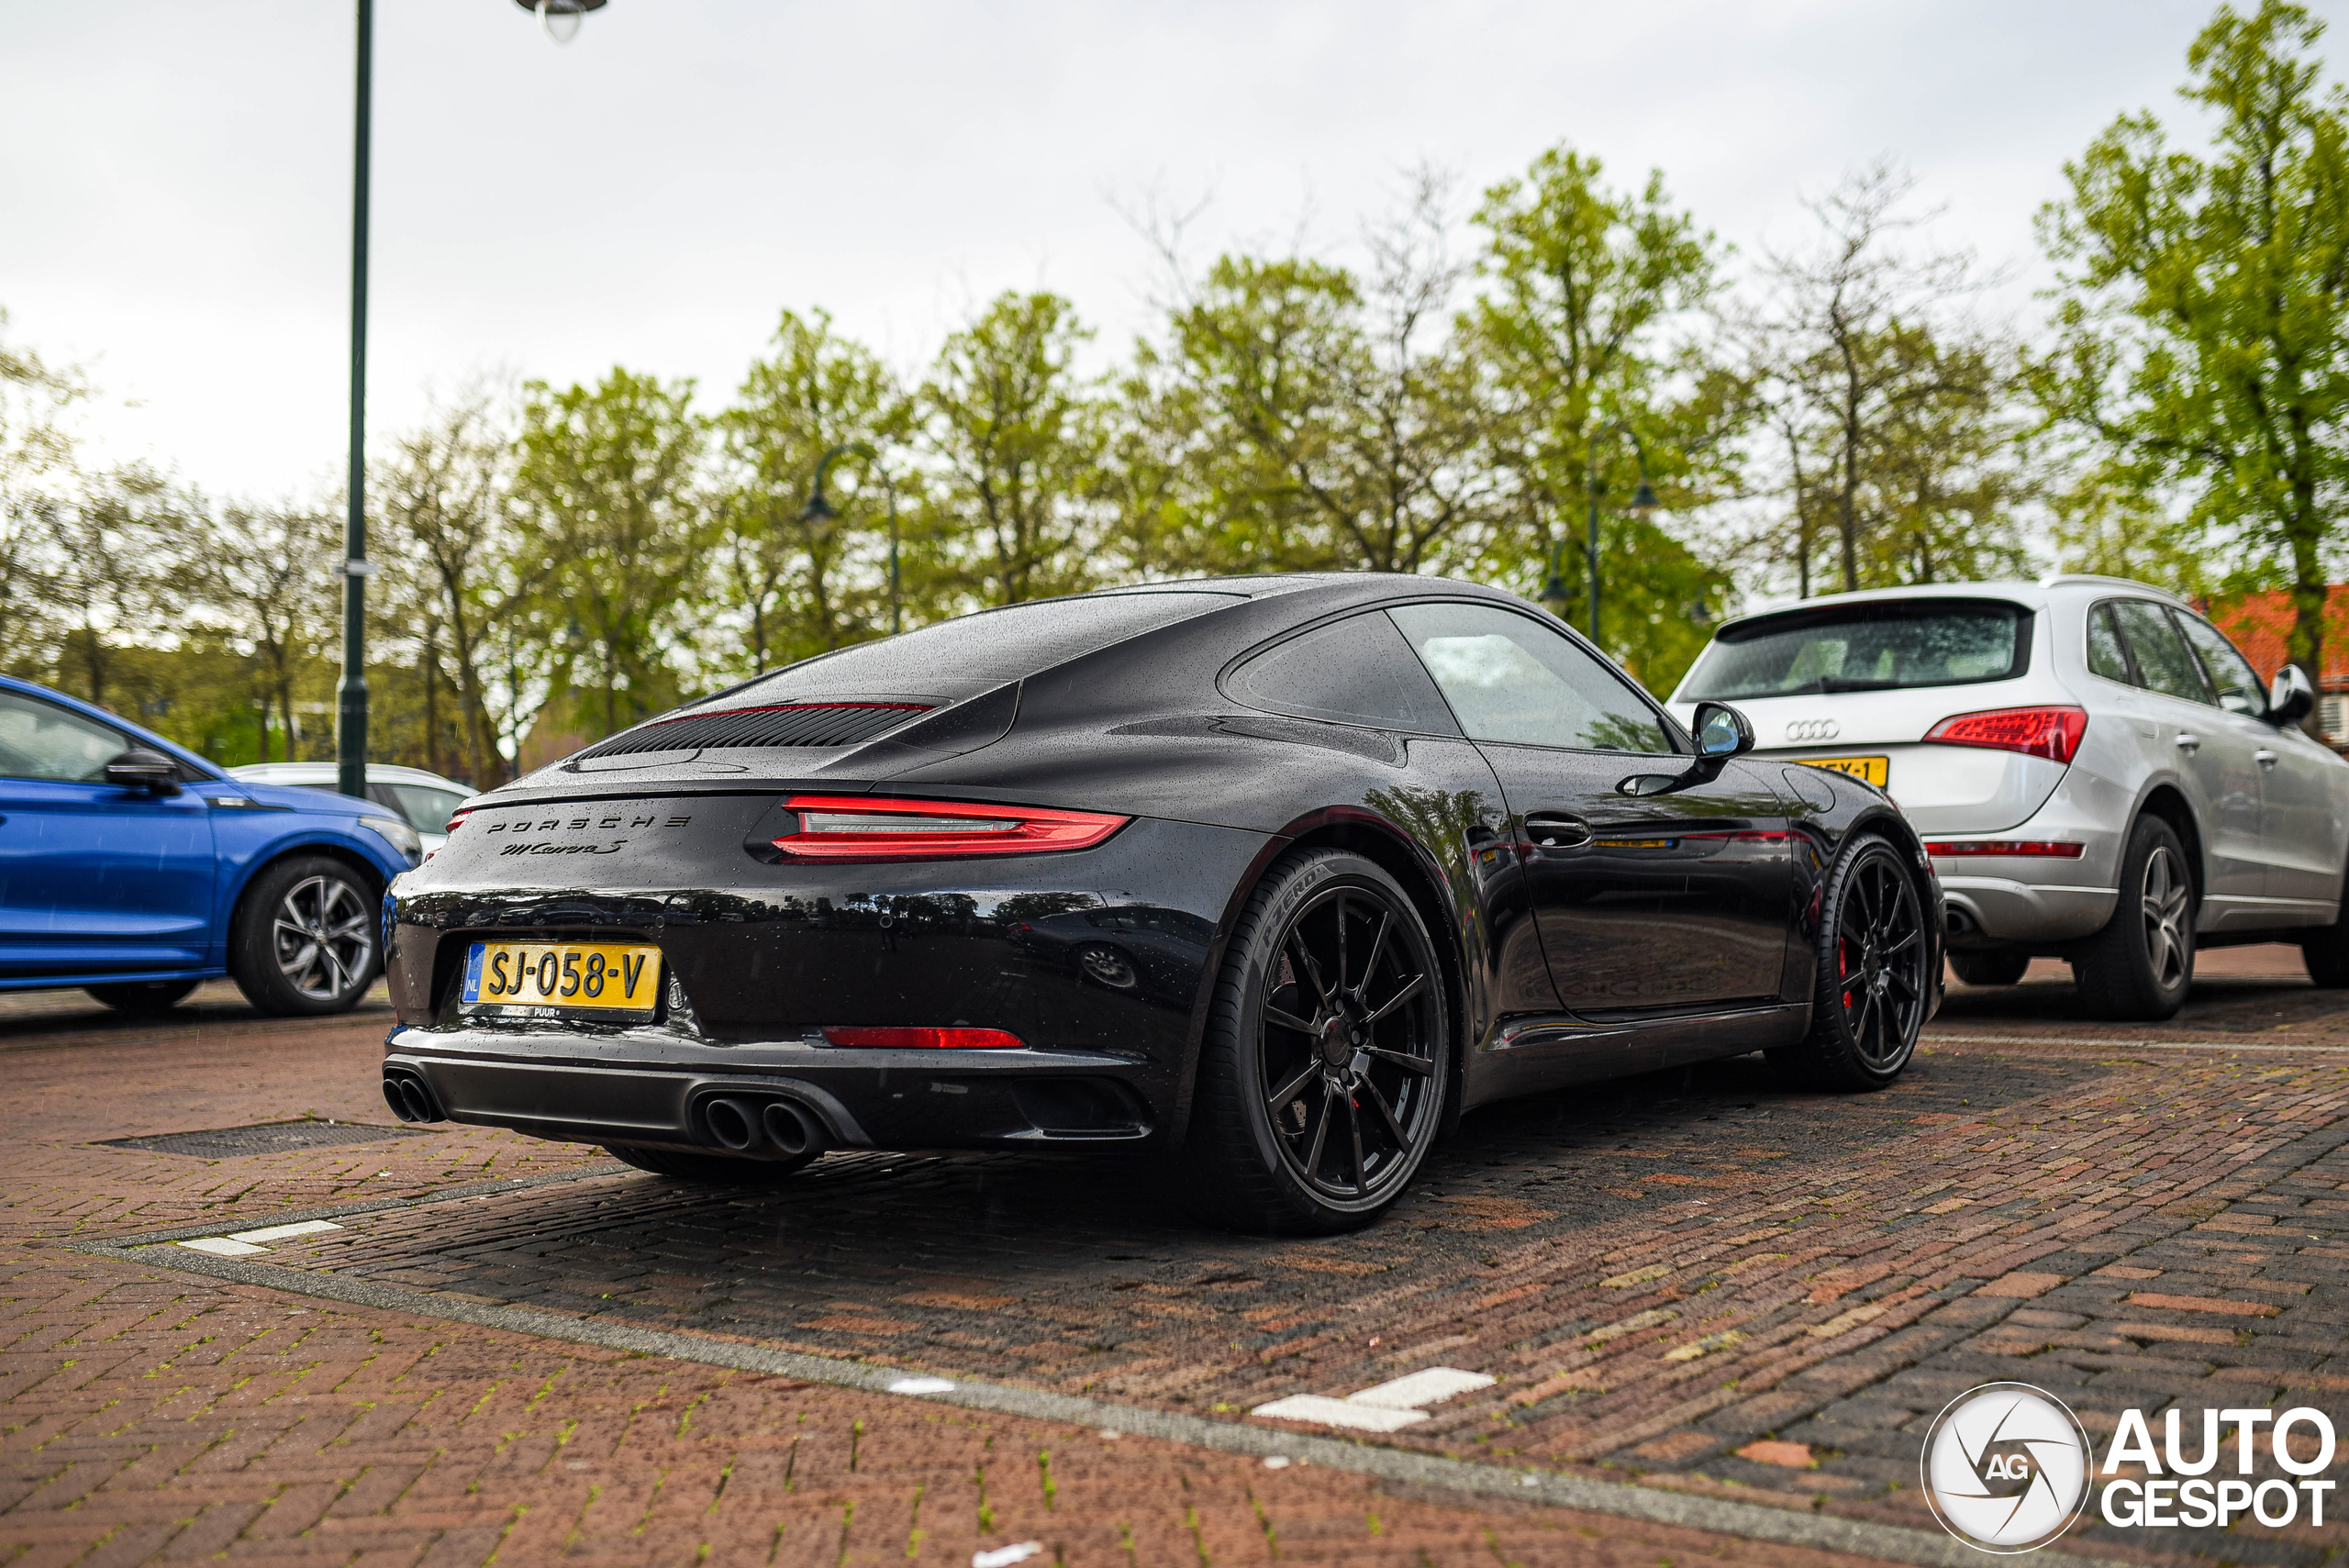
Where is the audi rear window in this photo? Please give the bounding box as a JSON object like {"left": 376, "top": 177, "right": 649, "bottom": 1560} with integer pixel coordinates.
{"left": 1681, "top": 599, "right": 2032, "bottom": 700}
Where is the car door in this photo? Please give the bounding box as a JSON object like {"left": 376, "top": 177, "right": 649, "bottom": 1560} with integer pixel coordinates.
{"left": 1386, "top": 602, "right": 1794, "bottom": 1021}
{"left": 2172, "top": 609, "right": 2345, "bottom": 917}
{"left": 2103, "top": 599, "right": 2268, "bottom": 930}
{"left": 0, "top": 688, "right": 216, "bottom": 977}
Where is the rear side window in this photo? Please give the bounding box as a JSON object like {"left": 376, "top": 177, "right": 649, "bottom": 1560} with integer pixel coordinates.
{"left": 1228, "top": 613, "right": 1462, "bottom": 734}
{"left": 2108, "top": 600, "right": 2210, "bottom": 703}
{"left": 2173, "top": 612, "right": 2268, "bottom": 717}
{"left": 2087, "top": 603, "right": 2132, "bottom": 684}
{"left": 385, "top": 784, "right": 470, "bottom": 831}
{"left": 0, "top": 690, "right": 128, "bottom": 783}
{"left": 1681, "top": 599, "right": 2030, "bottom": 699}
{"left": 1388, "top": 602, "right": 1674, "bottom": 754}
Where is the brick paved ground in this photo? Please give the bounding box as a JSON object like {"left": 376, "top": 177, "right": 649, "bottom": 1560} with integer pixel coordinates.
{"left": 0, "top": 984, "right": 1890, "bottom": 1566}
{"left": 8, "top": 954, "right": 2349, "bottom": 1563}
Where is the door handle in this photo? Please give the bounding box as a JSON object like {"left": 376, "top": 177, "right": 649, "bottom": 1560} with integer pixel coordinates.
{"left": 2256, "top": 749, "right": 2279, "bottom": 769}
{"left": 2175, "top": 733, "right": 2201, "bottom": 755}
{"left": 1522, "top": 813, "right": 1593, "bottom": 850}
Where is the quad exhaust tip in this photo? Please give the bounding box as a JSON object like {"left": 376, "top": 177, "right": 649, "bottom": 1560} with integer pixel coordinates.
{"left": 382, "top": 1072, "right": 444, "bottom": 1124}
{"left": 702, "top": 1095, "right": 827, "bottom": 1160}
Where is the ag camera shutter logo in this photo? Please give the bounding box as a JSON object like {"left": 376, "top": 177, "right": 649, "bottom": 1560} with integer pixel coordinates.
{"left": 1921, "top": 1382, "right": 2093, "bottom": 1553}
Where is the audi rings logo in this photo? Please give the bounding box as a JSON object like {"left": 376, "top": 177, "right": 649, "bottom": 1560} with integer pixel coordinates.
{"left": 1921, "top": 1382, "right": 2095, "bottom": 1553}
{"left": 1785, "top": 717, "right": 1841, "bottom": 742}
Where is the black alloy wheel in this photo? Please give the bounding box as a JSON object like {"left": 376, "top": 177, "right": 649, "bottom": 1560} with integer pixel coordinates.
{"left": 1770, "top": 833, "right": 1928, "bottom": 1091}
{"left": 2073, "top": 814, "right": 2196, "bottom": 1020}
{"left": 1179, "top": 849, "right": 1448, "bottom": 1233}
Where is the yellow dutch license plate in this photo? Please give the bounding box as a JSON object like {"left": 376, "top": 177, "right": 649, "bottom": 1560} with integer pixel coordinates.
{"left": 461, "top": 940, "right": 662, "bottom": 1018}
{"left": 1802, "top": 755, "right": 1890, "bottom": 787}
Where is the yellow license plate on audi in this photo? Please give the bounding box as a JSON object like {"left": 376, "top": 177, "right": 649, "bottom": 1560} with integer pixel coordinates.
{"left": 1802, "top": 755, "right": 1890, "bottom": 787}
{"left": 461, "top": 940, "right": 662, "bottom": 1020}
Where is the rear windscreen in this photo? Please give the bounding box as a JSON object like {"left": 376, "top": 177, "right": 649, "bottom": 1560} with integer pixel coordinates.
{"left": 719, "top": 591, "right": 1242, "bottom": 701}
{"left": 1680, "top": 600, "right": 2032, "bottom": 700}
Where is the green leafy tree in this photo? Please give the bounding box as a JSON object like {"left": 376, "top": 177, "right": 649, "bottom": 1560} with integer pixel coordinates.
{"left": 1751, "top": 162, "right": 2029, "bottom": 601}
{"left": 0, "top": 309, "right": 84, "bottom": 677}
{"left": 373, "top": 389, "right": 544, "bottom": 784}
{"left": 717, "top": 309, "right": 915, "bottom": 670}
{"left": 516, "top": 368, "right": 707, "bottom": 740}
{"left": 189, "top": 501, "right": 341, "bottom": 761}
{"left": 1468, "top": 146, "right": 1744, "bottom": 691}
{"left": 922, "top": 292, "right": 1103, "bottom": 606}
{"left": 1135, "top": 177, "right": 1497, "bottom": 580}
{"left": 2033, "top": 0, "right": 2349, "bottom": 695}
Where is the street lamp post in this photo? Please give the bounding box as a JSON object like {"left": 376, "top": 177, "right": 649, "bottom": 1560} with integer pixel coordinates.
{"left": 337, "top": 0, "right": 609, "bottom": 800}
{"left": 1541, "top": 423, "right": 1658, "bottom": 651}
{"left": 803, "top": 443, "right": 903, "bottom": 635}
{"left": 335, "top": 0, "right": 373, "bottom": 800}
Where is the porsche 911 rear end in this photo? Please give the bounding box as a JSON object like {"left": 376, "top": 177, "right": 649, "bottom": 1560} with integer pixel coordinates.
{"left": 377, "top": 586, "right": 1280, "bottom": 1175}
{"left": 382, "top": 784, "right": 1266, "bottom": 1167}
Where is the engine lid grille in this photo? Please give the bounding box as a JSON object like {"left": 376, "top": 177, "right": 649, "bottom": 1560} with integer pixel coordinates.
{"left": 573, "top": 702, "right": 931, "bottom": 760}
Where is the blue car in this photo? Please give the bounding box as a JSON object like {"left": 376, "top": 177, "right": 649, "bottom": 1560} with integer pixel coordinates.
{"left": 0, "top": 674, "right": 422, "bottom": 1015}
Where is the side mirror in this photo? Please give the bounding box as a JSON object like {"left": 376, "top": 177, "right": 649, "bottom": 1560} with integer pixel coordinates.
{"left": 2270, "top": 664, "right": 2317, "bottom": 728}
{"left": 105, "top": 749, "right": 181, "bottom": 795}
{"left": 1692, "top": 701, "right": 1754, "bottom": 764}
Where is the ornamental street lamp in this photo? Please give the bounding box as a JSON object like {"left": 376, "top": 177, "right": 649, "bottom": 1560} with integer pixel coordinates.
{"left": 516, "top": 0, "right": 607, "bottom": 44}
{"left": 803, "top": 443, "right": 905, "bottom": 635}
{"left": 1539, "top": 423, "right": 1657, "bottom": 652}
{"left": 336, "top": 0, "right": 608, "bottom": 799}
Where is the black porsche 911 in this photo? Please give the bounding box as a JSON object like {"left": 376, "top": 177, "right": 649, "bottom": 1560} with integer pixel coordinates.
{"left": 382, "top": 574, "right": 1942, "bottom": 1232}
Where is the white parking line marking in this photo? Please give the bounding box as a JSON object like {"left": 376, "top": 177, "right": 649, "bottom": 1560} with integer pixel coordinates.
{"left": 887, "top": 1376, "right": 957, "bottom": 1396}
{"left": 1251, "top": 1394, "right": 1428, "bottom": 1431}
{"left": 1346, "top": 1367, "right": 1497, "bottom": 1410}
{"left": 228, "top": 1220, "right": 343, "bottom": 1244}
{"left": 1252, "top": 1365, "right": 1497, "bottom": 1430}
{"left": 177, "top": 1238, "right": 268, "bottom": 1257}
{"left": 1928, "top": 1033, "right": 2349, "bottom": 1052}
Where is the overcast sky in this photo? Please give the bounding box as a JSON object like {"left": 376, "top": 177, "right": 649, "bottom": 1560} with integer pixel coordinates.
{"left": 4, "top": 0, "right": 2334, "bottom": 501}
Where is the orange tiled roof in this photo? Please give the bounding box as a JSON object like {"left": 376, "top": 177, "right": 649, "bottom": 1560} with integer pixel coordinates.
{"left": 2206, "top": 587, "right": 2349, "bottom": 690}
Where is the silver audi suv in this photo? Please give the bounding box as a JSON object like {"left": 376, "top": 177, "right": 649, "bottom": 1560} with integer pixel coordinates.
{"left": 1667, "top": 575, "right": 2349, "bottom": 1020}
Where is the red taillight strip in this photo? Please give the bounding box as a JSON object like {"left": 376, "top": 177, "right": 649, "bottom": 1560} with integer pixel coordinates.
{"left": 1923, "top": 840, "right": 2086, "bottom": 858}
{"left": 447, "top": 809, "right": 473, "bottom": 832}
{"left": 773, "top": 795, "right": 1130, "bottom": 861}
{"left": 820, "top": 1026, "right": 1025, "bottom": 1050}
{"left": 1923, "top": 706, "right": 2088, "bottom": 765}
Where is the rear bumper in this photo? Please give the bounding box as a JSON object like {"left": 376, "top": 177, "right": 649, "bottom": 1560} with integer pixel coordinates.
{"left": 379, "top": 812, "right": 1273, "bottom": 1151}
{"left": 1936, "top": 877, "right": 2116, "bottom": 947}
{"left": 384, "top": 1034, "right": 1156, "bottom": 1152}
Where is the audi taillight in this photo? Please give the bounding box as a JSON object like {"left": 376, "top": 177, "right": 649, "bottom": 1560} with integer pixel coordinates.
{"left": 820, "top": 1026, "right": 1025, "bottom": 1050}
{"left": 1923, "top": 706, "right": 2087, "bottom": 765}
{"left": 1923, "top": 840, "right": 2086, "bottom": 859}
{"left": 773, "top": 795, "right": 1130, "bottom": 862}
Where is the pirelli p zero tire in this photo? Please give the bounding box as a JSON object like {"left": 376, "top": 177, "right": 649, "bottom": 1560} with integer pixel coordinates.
{"left": 1948, "top": 948, "right": 2031, "bottom": 987}
{"left": 84, "top": 979, "right": 201, "bottom": 1013}
{"left": 1768, "top": 833, "right": 1928, "bottom": 1093}
{"left": 228, "top": 856, "right": 380, "bottom": 1017}
{"left": 2072, "top": 815, "right": 2195, "bottom": 1021}
{"left": 603, "top": 1144, "right": 818, "bottom": 1184}
{"left": 1175, "top": 849, "right": 1449, "bottom": 1235}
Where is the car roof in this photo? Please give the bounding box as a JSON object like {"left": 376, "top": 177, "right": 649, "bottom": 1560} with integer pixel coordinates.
{"left": 229, "top": 762, "right": 473, "bottom": 790}
{"left": 1705, "top": 575, "right": 2192, "bottom": 639}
